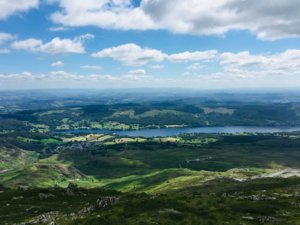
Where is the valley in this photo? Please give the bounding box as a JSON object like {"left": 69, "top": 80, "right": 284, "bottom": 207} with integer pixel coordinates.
{"left": 1, "top": 91, "right": 300, "bottom": 224}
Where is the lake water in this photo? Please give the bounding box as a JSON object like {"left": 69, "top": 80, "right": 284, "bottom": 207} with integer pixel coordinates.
{"left": 61, "top": 126, "right": 300, "bottom": 138}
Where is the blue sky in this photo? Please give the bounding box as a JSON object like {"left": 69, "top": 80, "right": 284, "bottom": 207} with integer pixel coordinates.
{"left": 1, "top": 0, "right": 300, "bottom": 89}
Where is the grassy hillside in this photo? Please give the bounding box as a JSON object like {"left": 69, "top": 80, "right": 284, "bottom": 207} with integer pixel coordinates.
{"left": 2, "top": 101, "right": 300, "bottom": 131}
{"left": 1, "top": 133, "right": 300, "bottom": 192}
{"left": 1, "top": 177, "right": 300, "bottom": 225}
{"left": 1, "top": 131, "right": 300, "bottom": 224}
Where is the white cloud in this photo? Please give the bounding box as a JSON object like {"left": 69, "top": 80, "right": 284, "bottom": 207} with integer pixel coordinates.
{"left": 186, "top": 63, "right": 204, "bottom": 70}
{"left": 50, "top": 0, "right": 300, "bottom": 40}
{"left": 3, "top": 59, "right": 300, "bottom": 90}
{"left": 0, "top": 33, "right": 15, "bottom": 53}
{"left": 0, "top": 70, "right": 151, "bottom": 84}
{"left": 220, "top": 50, "right": 300, "bottom": 75}
{"left": 168, "top": 50, "right": 218, "bottom": 63}
{"left": 81, "top": 65, "right": 102, "bottom": 70}
{"left": 122, "top": 69, "right": 151, "bottom": 81}
{"left": 122, "top": 74, "right": 152, "bottom": 81}
{"left": 0, "top": 72, "right": 36, "bottom": 80}
{"left": 0, "top": 33, "right": 15, "bottom": 45}
{"left": 49, "top": 70, "right": 83, "bottom": 80}
{"left": 92, "top": 43, "right": 165, "bottom": 66}
{"left": 144, "top": 0, "right": 300, "bottom": 40}
{"left": 51, "top": 0, "right": 156, "bottom": 30}
{"left": 11, "top": 38, "right": 42, "bottom": 52}
{"left": 4, "top": 43, "right": 300, "bottom": 89}
{"left": 11, "top": 34, "right": 94, "bottom": 54}
{"left": 127, "top": 69, "right": 146, "bottom": 75}
{"left": 180, "top": 49, "right": 300, "bottom": 82}
{"left": 51, "top": 61, "right": 64, "bottom": 67}
{"left": 88, "top": 74, "right": 116, "bottom": 80}
{"left": 92, "top": 43, "right": 219, "bottom": 66}
{"left": 49, "top": 26, "right": 69, "bottom": 32}
{"left": 0, "top": 0, "right": 39, "bottom": 20}
{"left": 220, "top": 51, "right": 268, "bottom": 67}
{"left": 76, "top": 33, "right": 95, "bottom": 41}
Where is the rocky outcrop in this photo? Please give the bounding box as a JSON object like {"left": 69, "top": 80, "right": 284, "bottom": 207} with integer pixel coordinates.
{"left": 38, "top": 193, "right": 55, "bottom": 200}
{"left": 15, "top": 211, "right": 59, "bottom": 225}
{"left": 66, "top": 182, "right": 78, "bottom": 196}
{"left": 96, "top": 196, "right": 119, "bottom": 209}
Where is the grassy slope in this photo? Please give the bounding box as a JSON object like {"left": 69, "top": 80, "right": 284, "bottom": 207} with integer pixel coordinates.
{"left": 1, "top": 177, "right": 300, "bottom": 225}
{"left": 0, "top": 148, "right": 87, "bottom": 188}
{"left": 20, "top": 101, "right": 300, "bottom": 131}
{"left": 0, "top": 146, "right": 276, "bottom": 192}
{"left": 2, "top": 134, "right": 300, "bottom": 192}
{"left": 1, "top": 134, "right": 300, "bottom": 224}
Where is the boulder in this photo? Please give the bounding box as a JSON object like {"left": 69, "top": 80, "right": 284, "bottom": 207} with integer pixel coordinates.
{"left": 96, "top": 196, "right": 119, "bottom": 209}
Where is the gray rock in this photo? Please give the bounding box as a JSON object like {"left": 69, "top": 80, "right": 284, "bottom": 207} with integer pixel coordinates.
{"left": 38, "top": 193, "right": 55, "bottom": 200}
{"left": 66, "top": 183, "right": 78, "bottom": 196}
{"left": 26, "top": 207, "right": 39, "bottom": 214}
{"left": 96, "top": 196, "right": 119, "bottom": 209}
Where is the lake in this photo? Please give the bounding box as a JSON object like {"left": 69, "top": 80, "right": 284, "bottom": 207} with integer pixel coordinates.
{"left": 60, "top": 126, "right": 300, "bottom": 137}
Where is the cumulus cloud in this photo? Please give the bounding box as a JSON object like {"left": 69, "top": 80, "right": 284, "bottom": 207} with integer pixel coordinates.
{"left": 51, "top": 0, "right": 156, "bottom": 30}
{"left": 0, "top": 33, "right": 15, "bottom": 45}
{"left": 122, "top": 74, "right": 152, "bottom": 81}
{"left": 2, "top": 56, "right": 300, "bottom": 89}
{"left": 168, "top": 50, "right": 218, "bottom": 63}
{"left": 0, "top": 0, "right": 39, "bottom": 20}
{"left": 121, "top": 69, "right": 152, "bottom": 81}
{"left": 92, "top": 43, "right": 165, "bottom": 66}
{"left": 0, "top": 70, "right": 151, "bottom": 84}
{"left": 49, "top": 0, "right": 300, "bottom": 40}
{"left": 92, "top": 43, "right": 220, "bottom": 66}
{"left": 51, "top": 61, "right": 64, "bottom": 67}
{"left": 49, "top": 70, "right": 83, "bottom": 80}
{"left": 81, "top": 65, "right": 102, "bottom": 70}
{"left": 88, "top": 74, "right": 116, "bottom": 80}
{"left": 0, "top": 72, "right": 35, "bottom": 80}
{"left": 0, "top": 33, "right": 15, "bottom": 53}
{"left": 49, "top": 26, "right": 69, "bottom": 32}
{"left": 11, "top": 34, "right": 94, "bottom": 54}
{"left": 220, "top": 50, "right": 300, "bottom": 75}
{"left": 178, "top": 49, "right": 300, "bottom": 83}
{"left": 127, "top": 69, "right": 146, "bottom": 75}
{"left": 186, "top": 63, "right": 204, "bottom": 70}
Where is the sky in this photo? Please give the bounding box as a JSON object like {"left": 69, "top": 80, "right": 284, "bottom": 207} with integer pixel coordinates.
{"left": 1, "top": 0, "right": 300, "bottom": 90}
